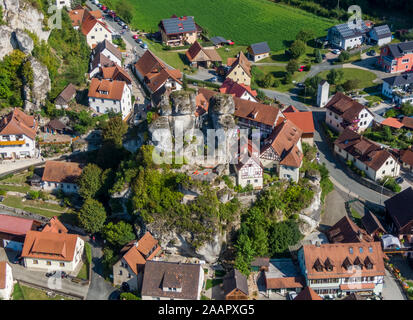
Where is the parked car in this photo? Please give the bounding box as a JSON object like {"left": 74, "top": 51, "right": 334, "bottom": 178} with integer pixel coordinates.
{"left": 367, "top": 50, "right": 376, "bottom": 56}
{"left": 97, "top": 4, "right": 103, "bottom": 9}
{"left": 296, "top": 83, "right": 305, "bottom": 88}
{"left": 287, "top": 291, "right": 297, "bottom": 300}
{"left": 140, "top": 43, "right": 148, "bottom": 49}
{"left": 298, "top": 65, "right": 306, "bottom": 72}
{"left": 114, "top": 16, "right": 121, "bottom": 22}
{"left": 396, "top": 177, "right": 404, "bottom": 184}
{"left": 103, "top": 8, "right": 109, "bottom": 14}
{"left": 118, "top": 20, "right": 124, "bottom": 26}
{"left": 332, "top": 49, "right": 341, "bottom": 55}
{"left": 207, "top": 76, "right": 218, "bottom": 82}
{"left": 227, "top": 40, "right": 235, "bottom": 45}
{"left": 0, "top": 196, "right": 4, "bottom": 202}
{"left": 123, "top": 25, "right": 129, "bottom": 30}
{"left": 132, "top": 35, "right": 138, "bottom": 40}
{"left": 45, "top": 271, "right": 56, "bottom": 278}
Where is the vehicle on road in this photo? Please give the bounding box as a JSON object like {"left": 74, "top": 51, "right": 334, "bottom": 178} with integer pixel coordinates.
{"left": 140, "top": 43, "right": 148, "bottom": 49}
{"left": 296, "top": 82, "right": 305, "bottom": 88}
{"left": 135, "top": 38, "right": 143, "bottom": 44}
{"left": 287, "top": 291, "right": 297, "bottom": 300}
{"left": 0, "top": 196, "right": 4, "bottom": 202}
{"left": 207, "top": 76, "right": 218, "bottom": 82}
{"left": 395, "top": 177, "right": 404, "bottom": 184}
{"left": 118, "top": 20, "right": 125, "bottom": 27}
{"left": 45, "top": 271, "right": 56, "bottom": 278}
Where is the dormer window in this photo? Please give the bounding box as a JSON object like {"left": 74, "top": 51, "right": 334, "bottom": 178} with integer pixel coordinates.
{"left": 342, "top": 257, "right": 352, "bottom": 270}
{"left": 313, "top": 258, "right": 323, "bottom": 272}
{"left": 364, "top": 256, "right": 374, "bottom": 270}
{"left": 324, "top": 258, "right": 334, "bottom": 271}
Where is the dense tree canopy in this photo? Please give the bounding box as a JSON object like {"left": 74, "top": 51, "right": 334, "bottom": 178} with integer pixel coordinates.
{"left": 78, "top": 198, "right": 107, "bottom": 234}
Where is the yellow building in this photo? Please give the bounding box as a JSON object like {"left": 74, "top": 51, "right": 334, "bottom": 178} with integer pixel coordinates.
{"left": 226, "top": 52, "right": 252, "bottom": 86}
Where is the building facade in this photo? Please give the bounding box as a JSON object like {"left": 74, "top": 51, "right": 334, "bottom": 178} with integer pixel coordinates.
{"left": 378, "top": 40, "right": 413, "bottom": 73}
{"left": 382, "top": 73, "right": 413, "bottom": 106}
{"left": 0, "top": 262, "right": 13, "bottom": 300}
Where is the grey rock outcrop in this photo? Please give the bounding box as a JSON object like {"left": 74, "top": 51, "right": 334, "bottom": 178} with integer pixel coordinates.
{"left": 0, "top": 25, "right": 14, "bottom": 60}
{"left": 13, "top": 29, "right": 34, "bottom": 55}
{"left": 210, "top": 94, "right": 235, "bottom": 115}
{"left": 171, "top": 91, "right": 197, "bottom": 115}
{"left": 0, "top": 26, "right": 34, "bottom": 59}
{"left": 26, "top": 56, "right": 51, "bottom": 110}
{"left": 1, "top": 0, "right": 51, "bottom": 42}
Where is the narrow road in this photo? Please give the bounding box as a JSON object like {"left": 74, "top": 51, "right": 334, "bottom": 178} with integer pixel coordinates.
{"left": 86, "top": 240, "right": 117, "bottom": 300}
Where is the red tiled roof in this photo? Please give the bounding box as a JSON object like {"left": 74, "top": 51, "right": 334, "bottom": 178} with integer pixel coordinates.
{"left": 219, "top": 78, "right": 257, "bottom": 99}
{"left": 325, "top": 92, "right": 368, "bottom": 123}
{"left": 42, "top": 216, "right": 68, "bottom": 234}
{"left": 21, "top": 230, "right": 79, "bottom": 262}
{"left": 101, "top": 65, "right": 132, "bottom": 84}
{"left": 0, "top": 215, "right": 35, "bottom": 237}
{"left": 381, "top": 117, "right": 403, "bottom": 129}
{"left": 186, "top": 41, "right": 222, "bottom": 63}
{"left": 401, "top": 116, "right": 413, "bottom": 130}
{"left": 88, "top": 78, "right": 127, "bottom": 101}
{"left": 80, "top": 10, "right": 111, "bottom": 36}
{"left": 0, "top": 108, "right": 37, "bottom": 140}
{"left": 340, "top": 283, "right": 375, "bottom": 290}
{"left": 265, "top": 276, "right": 305, "bottom": 289}
{"left": 283, "top": 105, "right": 299, "bottom": 113}
{"left": 227, "top": 51, "right": 251, "bottom": 78}
{"left": 294, "top": 286, "right": 322, "bottom": 300}
{"left": 303, "top": 242, "right": 386, "bottom": 280}
{"left": 283, "top": 111, "right": 315, "bottom": 134}
{"left": 400, "top": 148, "right": 413, "bottom": 166}
{"left": 234, "top": 98, "right": 280, "bottom": 127}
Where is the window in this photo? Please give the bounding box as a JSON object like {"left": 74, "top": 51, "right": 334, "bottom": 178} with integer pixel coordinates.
{"left": 60, "top": 262, "right": 65, "bottom": 267}
{"left": 382, "top": 170, "right": 385, "bottom": 174}
{"left": 46, "top": 261, "right": 51, "bottom": 266}
{"left": 91, "top": 36, "right": 95, "bottom": 39}
{"left": 119, "top": 270, "right": 123, "bottom": 275}
{"left": 33, "top": 260, "right": 38, "bottom": 264}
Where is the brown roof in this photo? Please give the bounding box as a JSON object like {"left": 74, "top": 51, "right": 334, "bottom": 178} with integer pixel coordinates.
{"left": 195, "top": 92, "right": 209, "bottom": 117}
{"left": 80, "top": 11, "right": 111, "bottom": 36}
{"left": 69, "top": 8, "right": 85, "bottom": 27}
{"left": 42, "top": 216, "right": 68, "bottom": 234}
{"left": 327, "top": 216, "right": 373, "bottom": 243}
{"left": 401, "top": 116, "right": 413, "bottom": 130}
{"left": 361, "top": 211, "right": 386, "bottom": 235}
{"left": 88, "top": 78, "right": 127, "bottom": 101}
{"left": 0, "top": 215, "right": 35, "bottom": 237}
{"left": 21, "top": 230, "right": 79, "bottom": 262}
{"left": 234, "top": 98, "right": 281, "bottom": 127}
{"left": 219, "top": 78, "right": 257, "bottom": 99}
{"left": 400, "top": 148, "right": 413, "bottom": 166}
{"left": 91, "top": 53, "right": 116, "bottom": 72}
{"left": 334, "top": 128, "right": 397, "bottom": 171}
{"left": 262, "top": 119, "right": 303, "bottom": 168}
{"left": 325, "top": 92, "right": 368, "bottom": 123}
{"left": 283, "top": 105, "right": 299, "bottom": 113}
{"left": 134, "top": 50, "right": 182, "bottom": 93}
{"left": 121, "top": 232, "right": 161, "bottom": 275}
{"left": 41, "top": 161, "right": 82, "bottom": 184}
{"left": 46, "top": 119, "right": 67, "bottom": 131}
{"left": 0, "top": 108, "right": 37, "bottom": 140}
{"left": 384, "top": 187, "right": 413, "bottom": 231}
{"left": 55, "top": 83, "right": 76, "bottom": 104}
{"left": 93, "top": 40, "right": 122, "bottom": 63}
{"left": 101, "top": 65, "right": 132, "bottom": 84}
{"left": 0, "top": 261, "right": 9, "bottom": 289}
{"left": 227, "top": 51, "right": 251, "bottom": 78}
{"left": 302, "top": 242, "right": 386, "bottom": 280}
{"left": 141, "top": 261, "right": 202, "bottom": 300}
{"left": 283, "top": 111, "right": 315, "bottom": 134}
{"left": 89, "top": 10, "right": 102, "bottom": 20}
{"left": 381, "top": 117, "right": 403, "bottom": 129}
{"left": 223, "top": 269, "right": 249, "bottom": 296}
{"left": 251, "top": 257, "right": 270, "bottom": 267}
{"left": 265, "top": 276, "right": 305, "bottom": 289}
{"left": 294, "top": 286, "right": 322, "bottom": 300}
{"left": 186, "top": 41, "right": 222, "bottom": 63}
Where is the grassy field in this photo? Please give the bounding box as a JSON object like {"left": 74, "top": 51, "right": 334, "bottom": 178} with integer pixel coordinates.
{"left": 12, "top": 283, "right": 71, "bottom": 300}
{"left": 254, "top": 65, "right": 309, "bottom": 92}
{"left": 106, "top": 0, "right": 335, "bottom": 51}
{"left": 76, "top": 262, "right": 89, "bottom": 280}
{"left": 205, "top": 279, "right": 223, "bottom": 290}
{"left": 318, "top": 68, "right": 377, "bottom": 91}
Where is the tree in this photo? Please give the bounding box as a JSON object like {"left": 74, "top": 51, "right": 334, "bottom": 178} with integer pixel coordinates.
{"left": 314, "top": 49, "right": 323, "bottom": 63}
{"left": 78, "top": 199, "right": 107, "bottom": 234}
{"left": 78, "top": 164, "right": 103, "bottom": 199}
{"left": 283, "top": 73, "right": 292, "bottom": 85}
{"left": 338, "top": 51, "right": 350, "bottom": 62}
{"left": 120, "top": 292, "right": 141, "bottom": 300}
{"left": 115, "top": 0, "right": 134, "bottom": 24}
{"left": 102, "top": 115, "right": 128, "bottom": 147}
{"left": 289, "top": 40, "right": 306, "bottom": 59}
{"left": 268, "top": 220, "right": 301, "bottom": 256}
{"left": 261, "top": 73, "right": 273, "bottom": 88}
{"left": 103, "top": 221, "right": 136, "bottom": 248}
{"left": 286, "top": 59, "right": 299, "bottom": 75}
{"left": 296, "top": 29, "right": 315, "bottom": 43}
{"left": 343, "top": 79, "right": 360, "bottom": 91}
{"left": 401, "top": 103, "right": 413, "bottom": 116}
{"left": 326, "top": 69, "right": 344, "bottom": 85}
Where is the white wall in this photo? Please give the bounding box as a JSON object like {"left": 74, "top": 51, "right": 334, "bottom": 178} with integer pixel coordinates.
{"left": 42, "top": 181, "right": 79, "bottom": 194}
{"left": 0, "top": 263, "right": 13, "bottom": 300}
{"left": 89, "top": 84, "right": 132, "bottom": 119}
{"left": 23, "top": 237, "right": 84, "bottom": 273}
{"left": 56, "top": 0, "right": 71, "bottom": 9}
{"left": 279, "top": 165, "right": 300, "bottom": 183}
{"left": 0, "top": 134, "right": 36, "bottom": 159}
{"left": 356, "top": 109, "right": 374, "bottom": 133}
{"left": 86, "top": 25, "right": 112, "bottom": 48}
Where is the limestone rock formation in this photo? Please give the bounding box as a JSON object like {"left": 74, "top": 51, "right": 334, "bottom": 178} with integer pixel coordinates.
{"left": 26, "top": 56, "right": 51, "bottom": 110}
{"left": 0, "top": 25, "right": 14, "bottom": 60}
{"left": 13, "top": 29, "right": 34, "bottom": 55}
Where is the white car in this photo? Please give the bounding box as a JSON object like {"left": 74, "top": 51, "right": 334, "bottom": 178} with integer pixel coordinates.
{"left": 332, "top": 49, "right": 341, "bottom": 55}
{"left": 287, "top": 291, "right": 298, "bottom": 300}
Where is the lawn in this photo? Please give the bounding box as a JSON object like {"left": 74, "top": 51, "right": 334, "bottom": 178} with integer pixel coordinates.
{"left": 12, "top": 283, "right": 70, "bottom": 300}
{"left": 0, "top": 171, "right": 31, "bottom": 184}
{"left": 205, "top": 279, "right": 223, "bottom": 290}
{"left": 105, "top": 0, "right": 335, "bottom": 51}
{"left": 254, "top": 65, "right": 309, "bottom": 92}
{"left": 317, "top": 68, "right": 377, "bottom": 91}
{"left": 0, "top": 184, "right": 31, "bottom": 193}
{"left": 76, "top": 262, "right": 89, "bottom": 280}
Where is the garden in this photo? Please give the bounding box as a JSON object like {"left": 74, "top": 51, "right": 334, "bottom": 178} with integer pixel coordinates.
{"left": 12, "top": 283, "right": 71, "bottom": 300}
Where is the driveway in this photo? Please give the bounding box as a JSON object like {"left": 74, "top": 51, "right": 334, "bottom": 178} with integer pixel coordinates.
{"left": 86, "top": 240, "right": 117, "bottom": 300}
{"left": 320, "top": 189, "right": 348, "bottom": 228}
{"left": 382, "top": 269, "right": 406, "bottom": 300}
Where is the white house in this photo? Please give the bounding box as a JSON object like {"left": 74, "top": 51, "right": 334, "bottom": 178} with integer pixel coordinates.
{"left": 88, "top": 78, "right": 132, "bottom": 120}
{"left": 0, "top": 108, "right": 38, "bottom": 160}
{"left": 235, "top": 153, "right": 263, "bottom": 189}
{"left": 298, "top": 242, "right": 385, "bottom": 298}
{"left": 382, "top": 73, "right": 413, "bottom": 106}
{"left": 219, "top": 78, "right": 258, "bottom": 102}
{"left": 21, "top": 230, "right": 84, "bottom": 273}
{"left": 247, "top": 42, "right": 271, "bottom": 62}
{"left": 0, "top": 261, "right": 13, "bottom": 300}
{"left": 368, "top": 25, "right": 392, "bottom": 47}
{"left": 56, "top": 0, "right": 71, "bottom": 9}
{"left": 325, "top": 92, "right": 374, "bottom": 133}
{"left": 41, "top": 161, "right": 83, "bottom": 194}
{"left": 90, "top": 40, "right": 122, "bottom": 69}
{"left": 334, "top": 128, "right": 400, "bottom": 181}
{"left": 327, "top": 21, "right": 369, "bottom": 50}
{"left": 141, "top": 261, "right": 204, "bottom": 300}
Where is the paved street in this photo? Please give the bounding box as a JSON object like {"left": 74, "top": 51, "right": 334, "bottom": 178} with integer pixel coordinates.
{"left": 382, "top": 269, "right": 406, "bottom": 300}
{"left": 86, "top": 240, "right": 117, "bottom": 300}
{"left": 321, "top": 189, "right": 348, "bottom": 228}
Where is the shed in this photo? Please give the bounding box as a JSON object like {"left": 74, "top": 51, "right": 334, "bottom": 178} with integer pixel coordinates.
{"left": 223, "top": 269, "right": 249, "bottom": 300}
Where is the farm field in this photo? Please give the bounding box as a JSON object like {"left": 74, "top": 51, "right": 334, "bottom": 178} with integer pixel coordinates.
{"left": 105, "top": 0, "right": 335, "bottom": 51}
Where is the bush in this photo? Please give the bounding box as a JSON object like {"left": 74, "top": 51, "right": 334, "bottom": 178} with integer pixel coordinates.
{"left": 120, "top": 292, "right": 141, "bottom": 300}
{"left": 27, "top": 190, "right": 40, "bottom": 200}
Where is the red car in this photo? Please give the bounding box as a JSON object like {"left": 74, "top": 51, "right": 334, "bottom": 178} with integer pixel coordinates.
{"left": 132, "top": 35, "right": 138, "bottom": 40}
{"left": 227, "top": 40, "right": 235, "bottom": 45}
{"left": 298, "top": 65, "right": 306, "bottom": 72}
{"left": 101, "top": 5, "right": 107, "bottom": 11}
